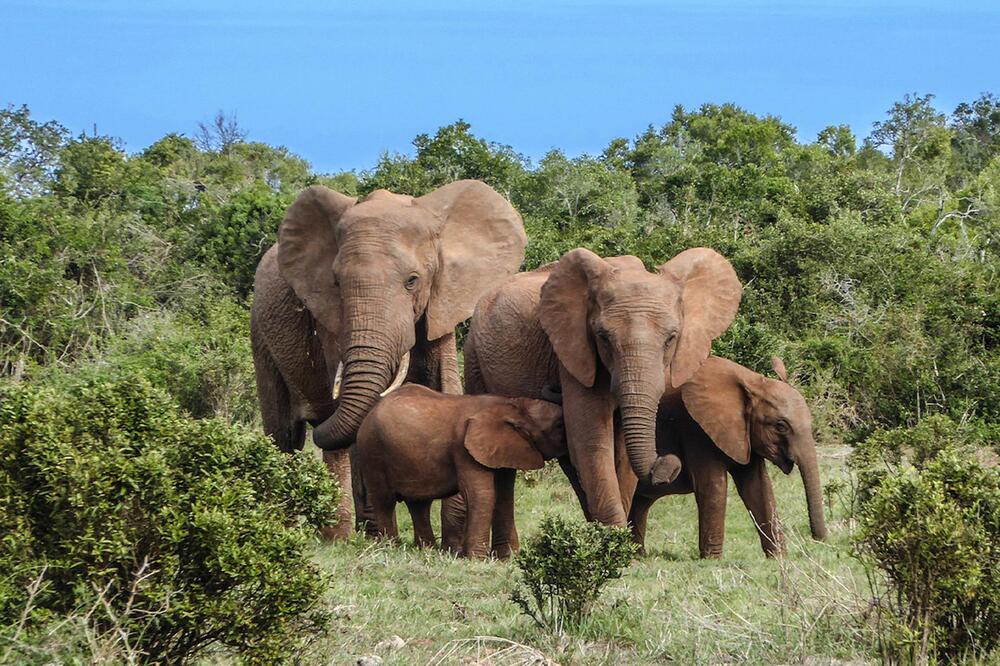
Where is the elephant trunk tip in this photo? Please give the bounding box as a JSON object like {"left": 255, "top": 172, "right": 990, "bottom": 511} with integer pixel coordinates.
{"left": 312, "top": 420, "right": 354, "bottom": 451}
{"left": 648, "top": 454, "right": 682, "bottom": 486}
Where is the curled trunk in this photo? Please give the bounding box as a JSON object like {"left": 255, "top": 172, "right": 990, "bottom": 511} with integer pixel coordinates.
{"left": 314, "top": 328, "right": 398, "bottom": 450}
{"left": 617, "top": 353, "right": 674, "bottom": 486}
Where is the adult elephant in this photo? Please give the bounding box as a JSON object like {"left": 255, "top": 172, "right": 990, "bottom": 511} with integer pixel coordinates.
{"left": 464, "top": 247, "right": 742, "bottom": 531}
{"left": 628, "top": 356, "right": 828, "bottom": 558}
{"left": 251, "top": 180, "right": 526, "bottom": 537}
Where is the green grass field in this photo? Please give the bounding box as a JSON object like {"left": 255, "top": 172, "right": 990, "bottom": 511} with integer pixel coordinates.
{"left": 306, "top": 445, "right": 870, "bottom": 665}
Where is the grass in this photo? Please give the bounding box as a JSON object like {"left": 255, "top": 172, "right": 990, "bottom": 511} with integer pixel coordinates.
{"left": 305, "top": 445, "right": 873, "bottom": 665}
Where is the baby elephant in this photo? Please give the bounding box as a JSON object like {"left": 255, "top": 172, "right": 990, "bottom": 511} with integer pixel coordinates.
{"left": 355, "top": 384, "right": 565, "bottom": 559}
{"left": 630, "top": 356, "right": 827, "bottom": 558}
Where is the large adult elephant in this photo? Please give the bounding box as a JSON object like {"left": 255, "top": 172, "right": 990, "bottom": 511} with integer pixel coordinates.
{"left": 464, "top": 247, "right": 742, "bottom": 531}
{"left": 251, "top": 180, "right": 526, "bottom": 537}
{"left": 628, "top": 356, "right": 828, "bottom": 558}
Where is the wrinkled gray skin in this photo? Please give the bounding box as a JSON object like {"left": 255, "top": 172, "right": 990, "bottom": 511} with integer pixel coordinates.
{"left": 629, "top": 356, "right": 828, "bottom": 558}
{"left": 251, "top": 180, "right": 526, "bottom": 537}
{"left": 463, "top": 247, "right": 742, "bottom": 538}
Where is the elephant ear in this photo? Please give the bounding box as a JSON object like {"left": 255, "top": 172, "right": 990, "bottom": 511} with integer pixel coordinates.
{"left": 277, "top": 186, "right": 357, "bottom": 333}
{"left": 539, "top": 248, "right": 611, "bottom": 388}
{"left": 659, "top": 248, "right": 742, "bottom": 387}
{"left": 681, "top": 358, "right": 751, "bottom": 465}
{"left": 416, "top": 180, "right": 527, "bottom": 341}
{"left": 463, "top": 406, "right": 545, "bottom": 471}
{"left": 771, "top": 356, "right": 788, "bottom": 382}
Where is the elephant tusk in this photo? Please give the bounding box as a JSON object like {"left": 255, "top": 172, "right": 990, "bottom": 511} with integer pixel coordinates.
{"left": 332, "top": 362, "right": 344, "bottom": 400}
{"left": 380, "top": 352, "right": 410, "bottom": 397}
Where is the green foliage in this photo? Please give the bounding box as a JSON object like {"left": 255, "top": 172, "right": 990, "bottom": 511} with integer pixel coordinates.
{"left": 0, "top": 104, "right": 68, "bottom": 199}
{"left": 97, "top": 295, "right": 258, "bottom": 423}
{"left": 0, "top": 373, "right": 339, "bottom": 664}
{"left": 360, "top": 119, "right": 528, "bottom": 197}
{"left": 511, "top": 515, "right": 637, "bottom": 633}
{"left": 850, "top": 415, "right": 1000, "bottom": 663}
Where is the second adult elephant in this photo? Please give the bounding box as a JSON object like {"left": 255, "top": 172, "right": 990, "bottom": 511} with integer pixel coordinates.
{"left": 464, "top": 247, "right": 742, "bottom": 528}
{"left": 251, "top": 180, "right": 526, "bottom": 537}
{"left": 629, "top": 356, "right": 828, "bottom": 558}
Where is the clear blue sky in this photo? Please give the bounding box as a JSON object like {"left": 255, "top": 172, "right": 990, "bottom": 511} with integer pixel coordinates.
{"left": 3, "top": 0, "right": 998, "bottom": 173}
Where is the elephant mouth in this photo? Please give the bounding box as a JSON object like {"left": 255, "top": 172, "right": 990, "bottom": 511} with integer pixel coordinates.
{"left": 777, "top": 454, "right": 795, "bottom": 475}
{"left": 331, "top": 351, "right": 410, "bottom": 400}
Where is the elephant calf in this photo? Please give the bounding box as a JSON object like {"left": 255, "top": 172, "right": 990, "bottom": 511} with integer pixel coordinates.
{"left": 354, "top": 384, "right": 565, "bottom": 559}
{"left": 630, "top": 356, "right": 827, "bottom": 558}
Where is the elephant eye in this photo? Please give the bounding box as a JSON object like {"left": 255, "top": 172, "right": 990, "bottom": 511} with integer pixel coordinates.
{"left": 775, "top": 420, "right": 789, "bottom": 433}
{"left": 405, "top": 273, "right": 419, "bottom": 290}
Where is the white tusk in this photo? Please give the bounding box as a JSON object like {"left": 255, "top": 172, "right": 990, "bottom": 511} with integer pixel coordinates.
{"left": 332, "top": 362, "right": 344, "bottom": 400}
{"left": 380, "top": 352, "right": 410, "bottom": 397}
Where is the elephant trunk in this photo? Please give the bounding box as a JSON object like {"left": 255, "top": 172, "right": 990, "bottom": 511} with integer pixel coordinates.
{"left": 797, "top": 440, "right": 828, "bottom": 541}
{"left": 617, "top": 351, "right": 675, "bottom": 487}
{"left": 314, "top": 326, "right": 403, "bottom": 450}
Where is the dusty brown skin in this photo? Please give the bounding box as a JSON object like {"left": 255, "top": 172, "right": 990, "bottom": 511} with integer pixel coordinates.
{"left": 353, "top": 384, "right": 565, "bottom": 559}
{"left": 251, "top": 180, "right": 526, "bottom": 537}
{"left": 629, "top": 356, "right": 828, "bottom": 558}
{"left": 464, "top": 247, "right": 742, "bottom": 531}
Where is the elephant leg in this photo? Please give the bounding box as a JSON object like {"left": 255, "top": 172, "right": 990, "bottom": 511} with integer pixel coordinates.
{"left": 457, "top": 463, "right": 496, "bottom": 559}
{"left": 691, "top": 464, "right": 729, "bottom": 559}
{"left": 732, "top": 456, "right": 784, "bottom": 557}
{"left": 319, "top": 449, "right": 353, "bottom": 540}
{"left": 613, "top": 417, "right": 638, "bottom": 516}
{"left": 405, "top": 499, "right": 436, "bottom": 548}
{"left": 490, "top": 469, "right": 518, "bottom": 559}
{"left": 440, "top": 495, "right": 466, "bottom": 555}
{"left": 349, "top": 447, "right": 379, "bottom": 538}
{"left": 627, "top": 492, "right": 656, "bottom": 556}
{"left": 561, "top": 369, "right": 624, "bottom": 526}
{"left": 370, "top": 494, "right": 398, "bottom": 541}
{"left": 557, "top": 456, "right": 593, "bottom": 521}
{"left": 253, "top": 341, "right": 306, "bottom": 453}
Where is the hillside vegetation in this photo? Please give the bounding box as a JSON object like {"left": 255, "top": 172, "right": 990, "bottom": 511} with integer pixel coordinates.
{"left": 1, "top": 96, "right": 998, "bottom": 663}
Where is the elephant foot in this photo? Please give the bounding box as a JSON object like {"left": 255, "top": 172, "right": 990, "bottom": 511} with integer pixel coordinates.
{"left": 319, "top": 522, "right": 352, "bottom": 541}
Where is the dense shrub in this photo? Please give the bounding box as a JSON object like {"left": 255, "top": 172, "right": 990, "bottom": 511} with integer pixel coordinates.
{"left": 96, "top": 296, "right": 258, "bottom": 424}
{"left": 0, "top": 373, "right": 339, "bottom": 664}
{"left": 850, "top": 415, "right": 1000, "bottom": 663}
{"left": 511, "top": 515, "right": 637, "bottom": 633}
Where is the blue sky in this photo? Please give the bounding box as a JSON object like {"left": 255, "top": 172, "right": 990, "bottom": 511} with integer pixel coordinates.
{"left": 2, "top": 1, "right": 998, "bottom": 173}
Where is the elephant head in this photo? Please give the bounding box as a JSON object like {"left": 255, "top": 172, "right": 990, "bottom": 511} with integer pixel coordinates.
{"left": 681, "top": 356, "right": 828, "bottom": 540}
{"left": 463, "top": 399, "right": 566, "bottom": 470}
{"left": 278, "top": 180, "right": 526, "bottom": 449}
{"left": 539, "top": 247, "right": 741, "bottom": 487}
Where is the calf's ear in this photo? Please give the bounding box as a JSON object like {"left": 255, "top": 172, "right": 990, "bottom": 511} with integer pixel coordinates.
{"left": 463, "top": 405, "right": 545, "bottom": 470}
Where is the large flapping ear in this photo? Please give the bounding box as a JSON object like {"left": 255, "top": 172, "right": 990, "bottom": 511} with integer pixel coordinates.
{"left": 277, "top": 186, "right": 357, "bottom": 333}
{"left": 463, "top": 406, "right": 545, "bottom": 471}
{"left": 659, "top": 248, "right": 742, "bottom": 387}
{"left": 680, "top": 358, "right": 751, "bottom": 464}
{"left": 416, "top": 180, "right": 527, "bottom": 341}
{"left": 771, "top": 356, "right": 788, "bottom": 382}
{"left": 539, "top": 248, "right": 611, "bottom": 388}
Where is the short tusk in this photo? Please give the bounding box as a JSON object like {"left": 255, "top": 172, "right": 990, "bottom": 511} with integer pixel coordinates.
{"left": 332, "top": 362, "right": 344, "bottom": 400}
{"left": 380, "top": 352, "right": 410, "bottom": 397}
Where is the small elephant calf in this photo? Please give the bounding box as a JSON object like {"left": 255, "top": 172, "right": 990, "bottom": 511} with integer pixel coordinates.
{"left": 630, "top": 356, "right": 827, "bottom": 558}
{"left": 355, "top": 384, "right": 565, "bottom": 559}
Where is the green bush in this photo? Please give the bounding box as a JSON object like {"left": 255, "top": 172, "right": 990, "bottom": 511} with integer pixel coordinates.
{"left": 97, "top": 296, "right": 258, "bottom": 423}
{"left": 511, "top": 515, "right": 637, "bottom": 633}
{"left": 850, "top": 415, "right": 1000, "bottom": 663}
{"left": 0, "top": 372, "right": 339, "bottom": 664}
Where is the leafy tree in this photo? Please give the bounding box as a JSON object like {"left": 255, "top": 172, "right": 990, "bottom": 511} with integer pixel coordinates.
{"left": 0, "top": 104, "right": 68, "bottom": 199}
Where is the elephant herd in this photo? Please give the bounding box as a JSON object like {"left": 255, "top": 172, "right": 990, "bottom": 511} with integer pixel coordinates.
{"left": 251, "top": 179, "right": 827, "bottom": 560}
